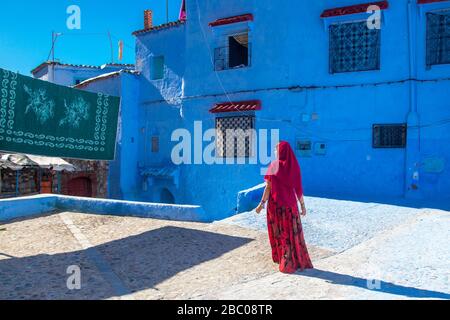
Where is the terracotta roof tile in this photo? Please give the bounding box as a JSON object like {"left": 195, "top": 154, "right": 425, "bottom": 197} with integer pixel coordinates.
{"left": 132, "top": 19, "right": 186, "bottom": 36}
{"left": 209, "top": 14, "right": 254, "bottom": 27}
{"left": 320, "top": 1, "right": 389, "bottom": 18}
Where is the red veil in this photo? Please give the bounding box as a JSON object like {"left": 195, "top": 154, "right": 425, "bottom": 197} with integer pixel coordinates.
{"left": 265, "top": 141, "right": 303, "bottom": 208}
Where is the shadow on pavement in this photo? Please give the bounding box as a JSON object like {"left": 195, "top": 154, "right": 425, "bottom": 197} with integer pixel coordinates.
{"left": 298, "top": 268, "right": 450, "bottom": 299}
{"left": 0, "top": 226, "right": 253, "bottom": 300}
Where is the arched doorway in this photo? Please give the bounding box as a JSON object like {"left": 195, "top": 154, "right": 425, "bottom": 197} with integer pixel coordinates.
{"left": 160, "top": 188, "right": 175, "bottom": 204}
{"left": 67, "top": 177, "right": 93, "bottom": 198}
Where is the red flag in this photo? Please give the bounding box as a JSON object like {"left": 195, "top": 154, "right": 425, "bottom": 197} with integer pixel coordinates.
{"left": 179, "top": 0, "right": 186, "bottom": 20}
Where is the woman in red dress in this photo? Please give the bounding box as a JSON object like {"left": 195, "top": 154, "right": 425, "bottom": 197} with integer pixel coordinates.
{"left": 255, "top": 141, "right": 313, "bottom": 274}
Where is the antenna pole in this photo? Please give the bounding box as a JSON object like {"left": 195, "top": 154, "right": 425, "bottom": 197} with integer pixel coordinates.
{"left": 51, "top": 31, "right": 55, "bottom": 62}
{"left": 107, "top": 31, "right": 114, "bottom": 63}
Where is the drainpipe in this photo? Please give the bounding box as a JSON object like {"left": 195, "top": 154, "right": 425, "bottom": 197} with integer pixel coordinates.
{"left": 405, "top": 0, "right": 422, "bottom": 199}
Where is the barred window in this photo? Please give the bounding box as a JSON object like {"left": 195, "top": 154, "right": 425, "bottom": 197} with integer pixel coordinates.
{"left": 373, "top": 124, "right": 407, "bottom": 149}
{"left": 215, "top": 32, "right": 251, "bottom": 71}
{"left": 426, "top": 10, "right": 450, "bottom": 68}
{"left": 216, "top": 116, "right": 254, "bottom": 158}
{"left": 329, "top": 21, "right": 381, "bottom": 74}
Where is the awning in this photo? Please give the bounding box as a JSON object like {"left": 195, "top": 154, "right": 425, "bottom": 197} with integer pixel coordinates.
{"left": 209, "top": 14, "right": 254, "bottom": 27}
{"left": 140, "top": 166, "right": 180, "bottom": 188}
{"left": 140, "top": 167, "right": 178, "bottom": 178}
{"left": 417, "top": 0, "right": 447, "bottom": 3}
{"left": 0, "top": 158, "right": 23, "bottom": 171}
{"left": 26, "top": 155, "right": 76, "bottom": 172}
{"left": 320, "top": 1, "right": 389, "bottom": 18}
{"left": 0, "top": 154, "right": 76, "bottom": 172}
{"left": 1, "top": 154, "right": 35, "bottom": 167}
{"left": 209, "top": 100, "right": 262, "bottom": 113}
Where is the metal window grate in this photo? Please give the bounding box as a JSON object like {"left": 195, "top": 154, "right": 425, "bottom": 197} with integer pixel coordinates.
{"left": 373, "top": 124, "right": 407, "bottom": 148}
{"left": 216, "top": 116, "right": 254, "bottom": 158}
{"left": 329, "top": 21, "right": 381, "bottom": 74}
{"left": 426, "top": 10, "right": 450, "bottom": 68}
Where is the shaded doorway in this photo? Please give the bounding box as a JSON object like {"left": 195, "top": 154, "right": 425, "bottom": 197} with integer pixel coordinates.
{"left": 160, "top": 188, "right": 175, "bottom": 204}
{"left": 67, "top": 177, "right": 93, "bottom": 197}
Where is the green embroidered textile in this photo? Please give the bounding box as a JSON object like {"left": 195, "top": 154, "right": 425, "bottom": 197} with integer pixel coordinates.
{"left": 0, "top": 68, "right": 120, "bottom": 160}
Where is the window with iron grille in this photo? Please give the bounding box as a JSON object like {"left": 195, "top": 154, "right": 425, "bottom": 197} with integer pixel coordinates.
{"left": 329, "top": 21, "right": 381, "bottom": 74}
{"left": 216, "top": 116, "right": 254, "bottom": 158}
{"left": 426, "top": 10, "right": 450, "bottom": 68}
{"left": 214, "top": 32, "right": 251, "bottom": 71}
{"left": 373, "top": 124, "right": 407, "bottom": 148}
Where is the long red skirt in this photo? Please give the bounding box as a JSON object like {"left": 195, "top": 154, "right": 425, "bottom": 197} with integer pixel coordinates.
{"left": 266, "top": 199, "right": 314, "bottom": 273}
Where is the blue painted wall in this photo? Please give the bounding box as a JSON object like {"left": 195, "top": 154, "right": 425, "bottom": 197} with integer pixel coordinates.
{"left": 0, "top": 195, "right": 57, "bottom": 221}
{"left": 102, "top": 0, "right": 450, "bottom": 220}
{"left": 134, "top": 23, "right": 186, "bottom": 204}
{"left": 0, "top": 195, "right": 207, "bottom": 222}
{"left": 80, "top": 72, "right": 141, "bottom": 201}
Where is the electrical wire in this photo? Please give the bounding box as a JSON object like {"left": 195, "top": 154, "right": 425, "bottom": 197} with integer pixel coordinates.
{"left": 195, "top": 0, "right": 252, "bottom": 115}
{"left": 44, "top": 9, "right": 450, "bottom": 137}
{"left": 44, "top": 31, "right": 134, "bottom": 64}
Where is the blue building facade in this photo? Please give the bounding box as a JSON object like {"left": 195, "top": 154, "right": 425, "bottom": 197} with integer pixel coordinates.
{"left": 79, "top": 0, "right": 450, "bottom": 220}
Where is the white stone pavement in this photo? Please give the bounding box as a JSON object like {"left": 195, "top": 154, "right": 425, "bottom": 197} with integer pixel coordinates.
{"left": 215, "top": 198, "right": 450, "bottom": 300}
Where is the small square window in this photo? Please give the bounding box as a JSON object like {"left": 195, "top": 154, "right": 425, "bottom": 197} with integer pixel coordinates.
{"left": 297, "top": 140, "right": 312, "bottom": 157}
{"left": 216, "top": 116, "right": 254, "bottom": 158}
{"left": 151, "top": 136, "right": 159, "bottom": 153}
{"left": 373, "top": 124, "right": 407, "bottom": 148}
{"left": 314, "top": 142, "right": 327, "bottom": 155}
{"left": 215, "top": 32, "right": 250, "bottom": 71}
{"left": 151, "top": 56, "right": 165, "bottom": 80}
{"left": 229, "top": 33, "right": 249, "bottom": 68}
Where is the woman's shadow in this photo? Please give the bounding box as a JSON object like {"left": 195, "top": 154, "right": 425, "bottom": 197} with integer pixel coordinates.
{"left": 296, "top": 269, "right": 450, "bottom": 299}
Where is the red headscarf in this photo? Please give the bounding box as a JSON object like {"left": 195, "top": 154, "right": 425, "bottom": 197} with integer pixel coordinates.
{"left": 265, "top": 141, "right": 303, "bottom": 208}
